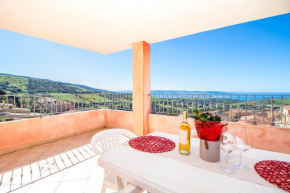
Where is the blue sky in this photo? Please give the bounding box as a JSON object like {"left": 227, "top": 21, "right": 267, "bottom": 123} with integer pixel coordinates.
{"left": 0, "top": 13, "right": 289, "bottom": 92}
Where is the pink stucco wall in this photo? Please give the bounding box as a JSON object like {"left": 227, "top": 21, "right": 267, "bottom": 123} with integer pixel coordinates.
{"left": 0, "top": 110, "right": 106, "bottom": 155}
{"left": 1, "top": 110, "right": 289, "bottom": 155}
{"left": 227, "top": 123, "right": 290, "bottom": 154}
{"left": 149, "top": 114, "right": 290, "bottom": 154}
{"left": 105, "top": 110, "right": 133, "bottom": 132}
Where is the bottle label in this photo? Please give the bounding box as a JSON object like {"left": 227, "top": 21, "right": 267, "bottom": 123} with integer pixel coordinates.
{"left": 179, "top": 130, "right": 188, "bottom": 145}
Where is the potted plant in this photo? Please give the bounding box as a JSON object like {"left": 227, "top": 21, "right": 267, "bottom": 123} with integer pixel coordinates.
{"left": 193, "top": 108, "right": 227, "bottom": 162}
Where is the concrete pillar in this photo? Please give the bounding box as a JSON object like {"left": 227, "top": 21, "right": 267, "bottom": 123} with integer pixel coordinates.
{"left": 132, "top": 41, "right": 150, "bottom": 135}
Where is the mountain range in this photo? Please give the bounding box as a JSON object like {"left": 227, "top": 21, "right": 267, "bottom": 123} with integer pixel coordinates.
{"left": 0, "top": 73, "right": 108, "bottom": 94}
{"left": 1, "top": 73, "right": 289, "bottom": 96}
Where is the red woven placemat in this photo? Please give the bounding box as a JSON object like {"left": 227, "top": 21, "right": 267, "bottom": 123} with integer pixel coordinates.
{"left": 254, "top": 160, "right": 290, "bottom": 192}
{"left": 129, "top": 136, "right": 176, "bottom": 153}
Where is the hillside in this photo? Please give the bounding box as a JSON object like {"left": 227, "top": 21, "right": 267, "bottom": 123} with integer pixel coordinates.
{"left": 0, "top": 74, "right": 108, "bottom": 94}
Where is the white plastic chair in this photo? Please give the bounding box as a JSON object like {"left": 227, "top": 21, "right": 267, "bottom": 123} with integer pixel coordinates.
{"left": 115, "top": 183, "right": 142, "bottom": 193}
{"left": 91, "top": 128, "right": 137, "bottom": 193}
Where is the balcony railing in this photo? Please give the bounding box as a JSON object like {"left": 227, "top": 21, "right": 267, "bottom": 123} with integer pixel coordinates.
{"left": 150, "top": 94, "right": 290, "bottom": 128}
{"left": 1, "top": 93, "right": 290, "bottom": 128}
{"left": 0, "top": 93, "right": 132, "bottom": 122}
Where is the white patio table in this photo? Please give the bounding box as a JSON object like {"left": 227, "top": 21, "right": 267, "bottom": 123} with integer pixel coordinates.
{"left": 98, "top": 131, "right": 289, "bottom": 193}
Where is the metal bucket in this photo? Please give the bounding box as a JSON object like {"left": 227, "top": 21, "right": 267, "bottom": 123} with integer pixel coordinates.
{"left": 199, "top": 139, "right": 220, "bottom": 162}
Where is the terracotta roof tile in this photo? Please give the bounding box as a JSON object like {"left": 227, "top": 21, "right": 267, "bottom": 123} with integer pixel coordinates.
{"left": 283, "top": 106, "right": 290, "bottom": 111}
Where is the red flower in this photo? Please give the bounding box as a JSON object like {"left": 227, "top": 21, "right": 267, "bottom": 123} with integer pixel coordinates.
{"left": 215, "top": 115, "right": 219, "bottom": 119}
{"left": 194, "top": 121, "right": 227, "bottom": 141}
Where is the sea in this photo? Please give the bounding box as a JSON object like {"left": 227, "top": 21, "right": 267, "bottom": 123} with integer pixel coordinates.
{"left": 119, "top": 90, "right": 290, "bottom": 101}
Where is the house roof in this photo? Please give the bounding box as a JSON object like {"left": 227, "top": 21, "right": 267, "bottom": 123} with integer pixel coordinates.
{"left": 1, "top": 0, "right": 289, "bottom": 54}
{"left": 238, "top": 116, "right": 272, "bottom": 126}
{"left": 283, "top": 106, "right": 290, "bottom": 111}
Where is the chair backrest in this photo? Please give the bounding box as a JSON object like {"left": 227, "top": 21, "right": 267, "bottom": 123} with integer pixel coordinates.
{"left": 90, "top": 128, "right": 137, "bottom": 155}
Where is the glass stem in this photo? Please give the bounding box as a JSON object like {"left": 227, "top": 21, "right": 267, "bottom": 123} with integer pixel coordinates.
{"left": 239, "top": 150, "right": 242, "bottom": 165}
{"left": 225, "top": 152, "right": 229, "bottom": 168}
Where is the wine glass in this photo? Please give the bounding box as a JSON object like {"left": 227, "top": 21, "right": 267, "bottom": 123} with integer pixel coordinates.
{"left": 233, "top": 128, "right": 251, "bottom": 171}
{"left": 219, "top": 133, "right": 236, "bottom": 174}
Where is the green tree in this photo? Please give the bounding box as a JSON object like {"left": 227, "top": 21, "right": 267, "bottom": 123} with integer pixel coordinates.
{"left": 0, "top": 89, "right": 6, "bottom": 95}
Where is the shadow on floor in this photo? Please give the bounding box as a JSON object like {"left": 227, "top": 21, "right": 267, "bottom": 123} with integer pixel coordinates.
{"left": 0, "top": 129, "right": 104, "bottom": 193}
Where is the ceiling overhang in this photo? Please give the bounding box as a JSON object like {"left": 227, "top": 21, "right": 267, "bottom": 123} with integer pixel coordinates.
{"left": 0, "top": 0, "right": 289, "bottom": 54}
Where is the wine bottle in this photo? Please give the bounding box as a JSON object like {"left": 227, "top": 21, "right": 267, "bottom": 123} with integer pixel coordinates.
{"left": 179, "top": 111, "right": 191, "bottom": 155}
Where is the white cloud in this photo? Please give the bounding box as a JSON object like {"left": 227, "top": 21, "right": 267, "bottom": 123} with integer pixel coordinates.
{"left": 179, "top": 79, "right": 184, "bottom": 82}
{"left": 80, "top": 81, "right": 93, "bottom": 86}
{"left": 108, "top": 85, "right": 115, "bottom": 87}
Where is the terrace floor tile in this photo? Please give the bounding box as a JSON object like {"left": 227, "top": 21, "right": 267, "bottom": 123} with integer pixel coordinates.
{"left": 0, "top": 128, "right": 106, "bottom": 193}
{"left": 55, "top": 180, "right": 87, "bottom": 193}
{"left": 26, "top": 181, "right": 60, "bottom": 193}
{"left": 62, "top": 167, "right": 91, "bottom": 182}
{"left": 27, "top": 144, "right": 53, "bottom": 153}
{"left": 46, "top": 144, "right": 67, "bottom": 152}
{"left": 17, "top": 152, "right": 44, "bottom": 161}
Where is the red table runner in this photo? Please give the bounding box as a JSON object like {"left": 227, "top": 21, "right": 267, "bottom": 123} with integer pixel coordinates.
{"left": 129, "top": 136, "right": 176, "bottom": 153}
{"left": 254, "top": 160, "right": 290, "bottom": 192}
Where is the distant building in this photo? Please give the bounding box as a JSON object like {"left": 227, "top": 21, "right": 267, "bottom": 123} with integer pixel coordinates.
{"left": 39, "top": 98, "right": 75, "bottom": 113}
{"left": 238, "top": 115, "right": 272, "bottom": 126}
{"left": 40, "top": 97, "right": 57, "bottom": 104}
{"left": 56, "top": 102, "right": 75, "bottom": 113}
{"left": 223, "top": 109, "right": 252, "bottom": 121}
{"left": 282, "top": 106, "right": 290, "bottom": 125}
